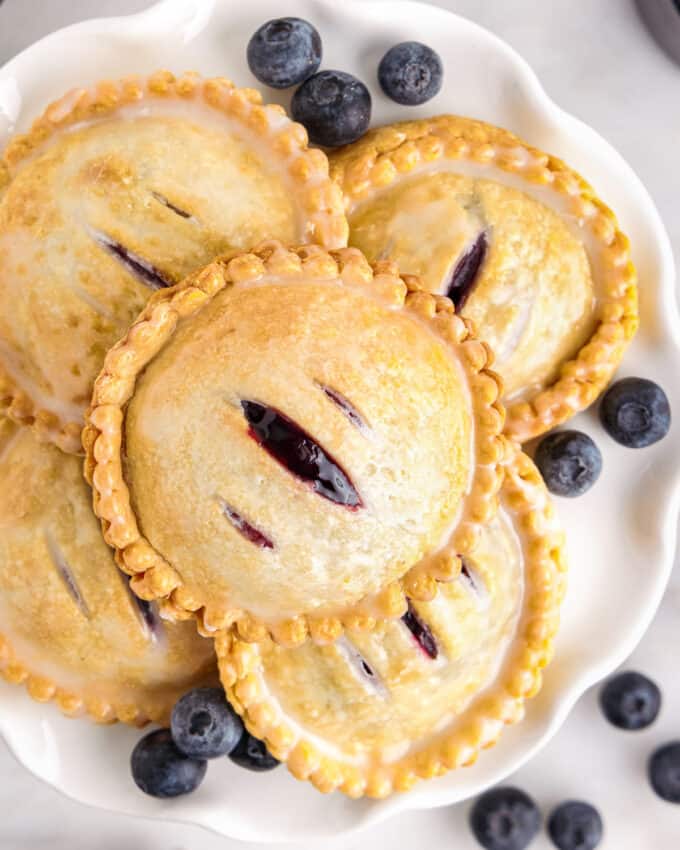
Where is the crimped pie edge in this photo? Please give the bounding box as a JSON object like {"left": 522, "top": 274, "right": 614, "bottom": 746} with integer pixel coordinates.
{"left": 0, "top": 413, "right": 217, "bottom": 728}
{"left": 330, "top": 115, "right": 639, "bottom": 442}
{"left": 0, "top": 69, "right": 349, "bottom": 454}
{"left": 215, "top": 446, "right": 567, "bottom": 798}
{"left": 83, "top": 242, "right": 506, "bottom": 647}
{"left": 0, "top": 630, "right": 208, "bottom": 727}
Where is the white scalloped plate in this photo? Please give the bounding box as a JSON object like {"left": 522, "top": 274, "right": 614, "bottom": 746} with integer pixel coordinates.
{"left": 0, "top": 0, "right": 678, "bottom": 843}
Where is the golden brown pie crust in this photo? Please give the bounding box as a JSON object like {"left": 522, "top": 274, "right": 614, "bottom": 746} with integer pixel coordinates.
{"left": 216, "top": 446, "right": 566, "bottom": 798}
{"left": 84, "top": 243, "right": 506, "bottom": 646}
{"left": 0, "top": 70, "right": 348, "bottom": 454}
{"left": 330, "top": 116, "right": 638, "bottom": 442}
{"left": 0, "top": 417, "right": 216, "bottom": 726}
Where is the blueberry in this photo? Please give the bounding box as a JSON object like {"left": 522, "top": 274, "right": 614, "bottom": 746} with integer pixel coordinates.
{"left": 547, "top": 801, "right": 603, "bottom": 850}
{"left": 600, "top": 377, "right": 670, "bottom": 448}
{"left": 171, "top": 687, "right": 244, "bottom": 759}
{"left": 649, "top": 741, "right": 680, "bottom": 803}
{"left": 247, "top": 18, "right": 322, "bottom": 89}
{"left": 291, "top": 70, "right": 371, "bottom": 147}
{"left": 469, "top": 786, "right": 541, "bottom": 850}
{"left": 131, "top": 729, "right": 207, "bottom": 798}
{"left": 599, "top": 671, "right": 661, "bottom": 731}
{"left": 378, "top": 41, "right": 443, "bottom": 105}
{"left": 534, "top": 430, "right": 602, "bottom": 497}
{"left": 229, "top": 728, "right": 280, "bottom": 772}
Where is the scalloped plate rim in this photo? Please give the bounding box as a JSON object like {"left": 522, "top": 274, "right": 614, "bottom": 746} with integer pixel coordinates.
{"left": 0, "top": 0, "right": 678, "bottom": 843}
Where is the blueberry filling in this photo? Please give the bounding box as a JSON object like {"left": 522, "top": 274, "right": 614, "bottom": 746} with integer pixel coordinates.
{"left": 336, "top": 637, "right": 386, "bottom": 696}
{"left": 241, "top": 400, "right": 363, "bottom": 509}
{"left": 150, "top": 191, "right": 193, "bottom": 220}
{"left": 120, "top": 572, "right": 162, "bottom": 642}
{"left": 133, "top": 597, "right": 162, "bottom": 642}
{"left": 92, "top": 229, "right": 173, "bottom": 290}
{"left": 401, "top": 601, "right": 438, "bottom": 659}
{"left": 445, "top": 231, "right": 488, "bottom": 310}
{"left": 319, "top": 384, "right": 367, "bottom": 431}
{"left": 460, "top": 559, "right": 485, "bottom": 598}
{"left": 219, "top": 500, "right": 274, "bottom": 549}
{"left": 45, "top": 531, "right": 90, "bottom": 618}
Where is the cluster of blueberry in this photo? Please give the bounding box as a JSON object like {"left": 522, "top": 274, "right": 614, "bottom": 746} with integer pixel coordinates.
{"left": 131, "top": 688, "right": 278, "bottom": 798}
{"left": 130, "top": 670, "right": 678, "bottom": 845}
{"left": 471, "top": 670, "right": 676, "bottom": 850}
{"left": 534, "top": 377, "right": 671, "bottom": 498}
{"left": 247, "top": 17, "right": 443, "bottom": 146}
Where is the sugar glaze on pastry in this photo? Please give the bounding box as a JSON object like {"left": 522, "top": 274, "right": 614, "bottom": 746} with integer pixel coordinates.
{"left": 331, "top": 116, "right": 638, "bottom": 441}
{"left": 0, "top": 418, "right": 216, "bottom": 725}
{"left": 84, "top": 243, "right": 506, "bottom": 646}
{"left": 217, "top": 447, "right": 566, "bottom": 797}
{"left": 0, "top": 71, "right": 348, "bottom": 453}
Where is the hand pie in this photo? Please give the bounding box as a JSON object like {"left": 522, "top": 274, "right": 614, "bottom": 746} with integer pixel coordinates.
{"left": 330, "top": 116, "right": 638, "bottom": 441}
{"left": 0, "top": 71, "right": 348, "bottom": 453}
{"left": 217, "top": 446, "right": 565, "bottom": 797}
{"left": 0, "top": 418, "right": 216, "bottom": 725}
{"left": 84, "top": 243, "right": 505, "bottom": 645}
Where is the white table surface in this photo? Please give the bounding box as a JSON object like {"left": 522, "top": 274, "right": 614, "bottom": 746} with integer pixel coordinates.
{"left": 1, "top": 0, "right": 679, "bottom": 848}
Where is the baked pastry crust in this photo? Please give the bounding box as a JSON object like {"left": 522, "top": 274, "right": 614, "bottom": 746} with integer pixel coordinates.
{"left": 84, "top": 242, "right": 506, "bottom": 646}
{"left": 216, "top": 445, "right": 566, "bottom": 797}
{"left": 0, "top": 417, "right": 216, "bottom": 725}
{"left": 330, "top": 116, "right": 638, "bottom": 442}
{"left": 0, "top": 70, "right": 348, "bottom": 454}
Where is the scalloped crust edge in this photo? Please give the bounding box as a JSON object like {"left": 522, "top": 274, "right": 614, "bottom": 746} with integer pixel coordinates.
{"left": 83, "top": 241, "right": 506, "bottom": 647}
{"left": 329, "top": 114, "right": 639, "bottom": 443}
{"left": 215, "top": 446, "right": 567, "bottom": 798}
{"left": 0, "top": 69, "right": 349, "bottom": 456}
{"left": 0, "top": 631, "right": 198, "bottom": 727}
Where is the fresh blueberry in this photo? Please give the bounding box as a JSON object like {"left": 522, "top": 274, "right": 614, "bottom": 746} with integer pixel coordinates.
{"left": 534, "top": 430, "right": 602, "bottom": 497}
{"left": 171, "top": 687, "right": 244, "bottom": 759}
{"left": 131, "top": 728, "right": 207, "bottom": 798}
{"left": 649, "top": 741, "right": 680, "bottom": 803}
{"left": 378, "top": 41, "right": 443, "bottom": 105}
{"left": 247, "top": 18, "right": 322, "bottom": 89}
{"left": 291, "top": 70, "right": 371, "bottom": 147}
{"left": 600, "top": 377, "right": 670, "bottom": 448}
{"left": 547, "top": 801, "right": 603, "bottom": 850}
{"left": 599, "top": 671, "right": 661, "bottom": 731}
{"left": 229, "top": 728, "right": 280, "bottom": 772}
{"left": 469, "top": 786, "right": 541, "bottom": 850}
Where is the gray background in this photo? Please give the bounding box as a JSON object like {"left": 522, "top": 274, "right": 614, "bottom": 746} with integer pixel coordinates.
{"left": 0, "top": 2, "right": 679, "bottom": 849}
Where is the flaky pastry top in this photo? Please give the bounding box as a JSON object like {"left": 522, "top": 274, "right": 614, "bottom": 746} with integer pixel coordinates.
{"left": 330, "top": 115, "right": 638, "bottom": 441}
{"left": 217, "top": 447, "right": 566, "bottom": 797}
{"left": 0, "top": 418, "right": 216, "bottom": 725}
{"left": 84, "top": 243, "right": 506, "bottom": 646}
{"left": 0, "top": 70, "right": 347, "bottom": 453}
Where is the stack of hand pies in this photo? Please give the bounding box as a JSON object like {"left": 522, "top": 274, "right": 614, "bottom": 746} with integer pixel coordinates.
{"left": 0, "top": 70, "right": 638, "bottom": 798}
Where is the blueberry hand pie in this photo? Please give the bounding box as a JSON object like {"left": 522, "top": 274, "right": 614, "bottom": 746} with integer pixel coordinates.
{"left": 84, "top": 243, "right": 506, "bottom": 645}
{"left": 0, "top": 417, "right": 216, "bottom": 725}
{"left": 0, "top": 71, "right": 348, "bottom": 453}
{"left": 217, "top": 446, "right": 566, "bottom": 797}
{"left": 330, "top": 116, "right": 638, "bottom": 441}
